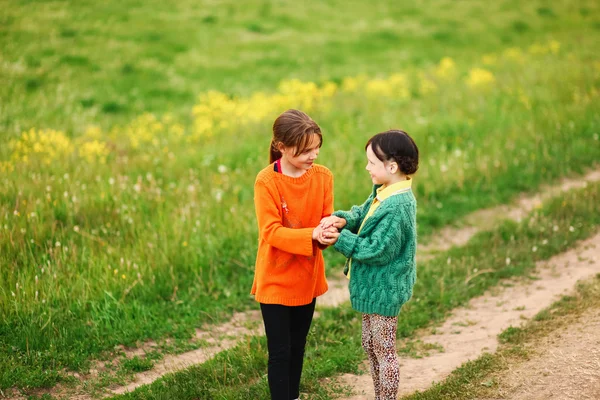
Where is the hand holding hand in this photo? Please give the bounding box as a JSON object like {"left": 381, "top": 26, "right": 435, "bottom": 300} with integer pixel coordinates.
{"left": 317, "top": 226, "right": 340, "bottom": 246}
{"left": 320, "top": 216, "right": 347, "bottom": 230}
{"left": 312, "top": 225, "right": 322, "bottom": 241}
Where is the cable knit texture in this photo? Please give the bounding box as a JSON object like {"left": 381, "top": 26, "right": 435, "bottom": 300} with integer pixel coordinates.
{"left": 333, "top": 185, "right": 417, "bottom": 317}
{"left": 252, "top": 163, "right": 333, "bottom": 306}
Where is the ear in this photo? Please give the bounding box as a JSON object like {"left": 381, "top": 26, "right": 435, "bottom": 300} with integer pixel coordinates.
{"left": 276, "top": 142, "right": 286, "bottom": 153}
{"left": 388, "top": 162, "right": 398, "bottom": 174}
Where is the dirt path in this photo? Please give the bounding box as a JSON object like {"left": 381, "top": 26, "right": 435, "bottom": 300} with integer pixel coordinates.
{"left": 335, "top": 232, "right": 600, "bottom": 399}
{"left": 109, "top": 311, "right": 264, "bottom": 396}
{"left": 485, "top": 307, "right": 600, "bottom": 400}
{"left": 18, "top": 312, "right": 265, "bottom": 400}
{"left": 416, "top": 168, "right": 600, "bottom": 258}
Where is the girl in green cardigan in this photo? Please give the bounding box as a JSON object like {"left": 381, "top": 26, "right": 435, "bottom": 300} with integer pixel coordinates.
{"left": 321, "top": 129, "right": 419, "bottom": 400}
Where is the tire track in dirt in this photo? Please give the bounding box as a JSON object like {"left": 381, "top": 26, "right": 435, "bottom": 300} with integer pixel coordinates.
{"left": 108, "top": 311, "right": 264, "bottom": 397}
{"left": 335, "top": 232, "right": 600, "bottom": 399}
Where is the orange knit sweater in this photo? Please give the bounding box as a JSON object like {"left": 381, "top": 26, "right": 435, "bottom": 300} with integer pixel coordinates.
{"left": 251, "top": 163, "right": 333, "bottom": 306}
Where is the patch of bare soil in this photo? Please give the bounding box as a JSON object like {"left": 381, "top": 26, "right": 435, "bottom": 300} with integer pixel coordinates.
{"left": 485, "top": 308, "right": 600, "bottom": 400}
{"left": 335, "top": 232, "right": 600, "bottom": 400}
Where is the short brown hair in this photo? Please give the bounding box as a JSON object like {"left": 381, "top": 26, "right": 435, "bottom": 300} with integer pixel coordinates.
{"left": 366, "top": 130, "right": 419, "bottom": 175}
{"left": 270, "top": 109, "right": 322, "bottom": 163}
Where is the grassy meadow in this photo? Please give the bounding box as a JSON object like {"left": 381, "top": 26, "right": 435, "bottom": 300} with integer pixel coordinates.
{"left": 1, "top": 0, "right": 600, "bottom": 397}
{"left": 1, "top": 0, "right": 599, "bottom": 135}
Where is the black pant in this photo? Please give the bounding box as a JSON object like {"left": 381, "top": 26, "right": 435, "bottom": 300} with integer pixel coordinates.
{"left": 260, "top": 298, "right": 316, "bottom": 400}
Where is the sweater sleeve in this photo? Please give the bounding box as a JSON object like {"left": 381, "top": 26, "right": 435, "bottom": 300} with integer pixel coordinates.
{"left": 333, "top": 195, "right": 373, "bottom": 233}
{"left": 322, "top": 173, "right": 334, "bottom": 219}
{"left": 254, "top": 180, "right": 314, "bottom": 256}
{"left": 317, "top": 173, "right": 335, "bottom": 250}
{"left": 333, "top": 207, "right": 402, "bottom": 266}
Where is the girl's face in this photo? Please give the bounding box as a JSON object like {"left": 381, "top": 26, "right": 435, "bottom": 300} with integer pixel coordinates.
{"left": 280, "top": 134, "right": 321, "bottom": 172}
{"left": 365, "top": 144, "right": 392, "bottom": 185}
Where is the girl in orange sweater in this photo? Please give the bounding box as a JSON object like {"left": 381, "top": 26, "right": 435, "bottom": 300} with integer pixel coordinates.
{"left": 252, "top": 109, "right": 338, "bottom": 400}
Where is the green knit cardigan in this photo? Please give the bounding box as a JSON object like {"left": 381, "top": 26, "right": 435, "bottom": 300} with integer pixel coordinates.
{"left": 333, "top": 185, "right": 417, "bottom": 317}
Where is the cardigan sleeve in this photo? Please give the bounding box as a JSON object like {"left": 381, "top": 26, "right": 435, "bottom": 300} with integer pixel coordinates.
{"left": 254, "top": 180, "right": 315, "bottom": 256}
{"left": 332, "top": 195, "right": 373, "bottom": 234}
{"left": 333, "top": 207, "right": 402, "bottom": 266}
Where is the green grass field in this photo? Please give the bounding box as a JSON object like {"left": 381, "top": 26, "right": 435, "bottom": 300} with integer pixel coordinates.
{"left": 1, "top": 0, "right": 599, "bottom": 397}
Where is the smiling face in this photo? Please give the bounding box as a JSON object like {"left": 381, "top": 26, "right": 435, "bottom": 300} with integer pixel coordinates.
{"left": 365, "top": 144, "right": 392, "bottom": 185}
{"left": 279, "top": 133, "right": 321, "bottom": 173}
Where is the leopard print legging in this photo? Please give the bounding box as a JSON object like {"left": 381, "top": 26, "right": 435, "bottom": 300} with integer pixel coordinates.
{"left": 362, "top": 313, "right": 400, "bottom": 400}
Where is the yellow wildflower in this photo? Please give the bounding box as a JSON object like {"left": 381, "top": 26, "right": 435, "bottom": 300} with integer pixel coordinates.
{"left": 83, "top": 125, "right": 103, "bottom": 140}
{"left": 191, "top": 91, "right": 236, "bottom": 140}
{"left": 503, "top": 47, "right": 525, "bottom": 63}
{"left": 79, "top": 140, "right": 110, "bottom": 164}
{"left": 124, "top": 113, "right": 165, "bottom": 149}
{"left": 366, "top": 78, "right": 393, "bottom": 97}
{"left": 341, "top": 75, "right": 368, "bottom": 93}
{"left": 320, "top": 81, "right": 338, "bottom": 98}
{"left": 466, "top": 68, "right": 495, "bottom": 88}
{"left": 364, "top": 74, "right": 410, "bottom": 99}
{"left": 434, "top": 57, "right": 457, "bottom": 80}
{"left": 548, "top": 40, "right": 560, "bottom": 54}
{"left": 278, "top": 79, "right": 320, "bottom": 111}
{"left": 388, "top": 74, "right": 410, "bottom": 99}
{"left": 9, "top": 128, "right": 73, "bottom": 165}
{"left": 0, "top": 161, "right": 14, "bottom": 173}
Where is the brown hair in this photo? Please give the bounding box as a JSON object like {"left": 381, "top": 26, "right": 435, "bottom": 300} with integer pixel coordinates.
{"left": 270, "top": 109, "right": 322, "bottom": 163}
{"left": 366, "top": 130, "right": 419, "bottom": 175}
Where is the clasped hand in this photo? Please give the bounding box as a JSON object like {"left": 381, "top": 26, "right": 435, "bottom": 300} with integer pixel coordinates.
{"left": 312, "top": 225, "right": 339, "bottom": 245}
{"left": 312, "top": 216, "right": 347, "bottom": 246}
{"left": 319, "top": 216, "right": 346, "bottom": 230}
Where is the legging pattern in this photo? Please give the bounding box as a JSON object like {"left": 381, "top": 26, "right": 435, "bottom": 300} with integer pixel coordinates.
{"left": 362, "top": 313, "right": 399, "bottom": 400}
